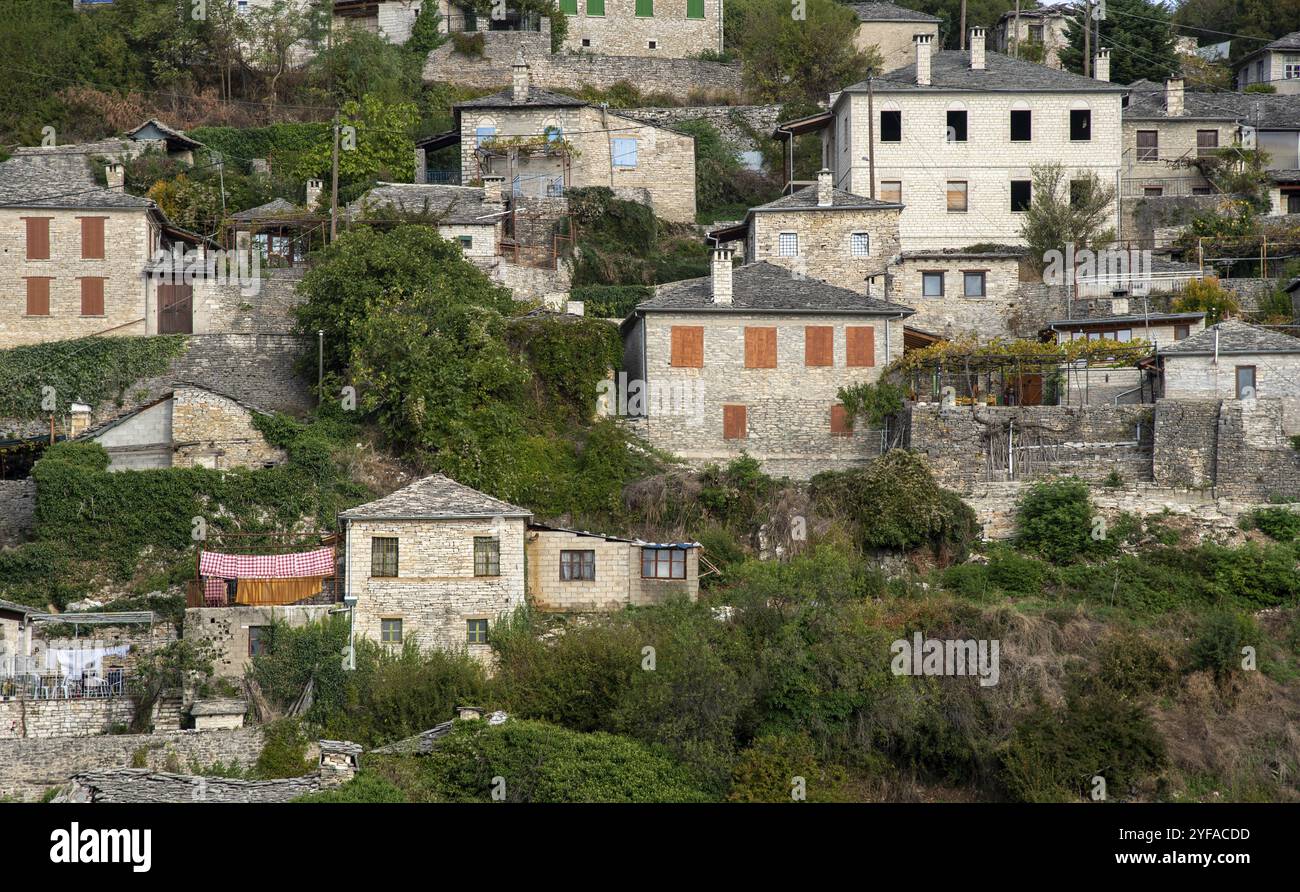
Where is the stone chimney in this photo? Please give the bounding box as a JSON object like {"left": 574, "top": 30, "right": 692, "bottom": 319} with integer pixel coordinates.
{"left": 68, "top": 403, "right": 92, "bottom": 438}
{"left": 914, "top": 33, "right": 933, "bottom": 87}
{"left": 816, "top": 168, "right": 834, "bottom": 207}
{"left": 711, "top": 246, "right": 734, "bottom": 305}
{"left": 317, "top": 740, "right": 362, "bottom": 788}
{"left": 481, "top": 174, "right": 507, "bottom": 204}
{"left": 414, "top": 147, "right": 427, "bottom": 184}
{"left": 305, "top": 178, "right": 323, "bottom": 209}
{"left": 1094, "top": 47, "right": 1110, "bottom": 82}
{"left": 1166, "top": 78, "right": 1184, "bottom": 116}
{"left": 105, "top": 162, "right": 125, "bottom": 190}
{"left": 970, "top": 27, "right": 986, "bottom": 70}
{"left": 456, "top": 705, "right": 484, "bottom": 721}
{"left": 512, "top": 48, "right": 530, "bottom": 104}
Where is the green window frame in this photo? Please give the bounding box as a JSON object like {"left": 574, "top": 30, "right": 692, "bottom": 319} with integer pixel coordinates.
{"left": 686, "top": 0, "right": 704, "bottom": 18}
{"left": 560, "top": 0, "right": 577, "bottom": 12}
{"left": 635, "top": 0, "right": 653, "bottom": 16}
{"left": 381, "top": 618, "right": 403, "bottom": 644}
{"left": 586, "top": 0, "right": 604, "bottom": 15}
{"left": 467, "top": 619, "right": 489, "bottom": 645}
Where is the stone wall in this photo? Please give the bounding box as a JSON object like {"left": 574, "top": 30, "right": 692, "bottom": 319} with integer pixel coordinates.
{"left": 0, "top": 727, "right": 264, "bottom": 800}
{"left": 493, "top": 259, "right": 571, "bottom": 304}
{"left": 346, "top": 517, "right": 528, "bottom": 660}
{"left": 425, "top": 43, "right": 744, "bottom": 100}
{"left": 1163, "top": 351, "right": 1300, "bottom": 435}
{"left": 909, "top": 402, "right": 1155, "bottom": 491}
{"left": 749, "top": 206, "right": 902, "bottom": 293}
{"left": 171, "top": 386, "right": 286, "bottom": 469}
{"left": 162, "top": 333, "right": 313, "bottom": 417}
{"left": 193, "top": 265, "right": 307, "bottom": 335}
{"left": 886, "top": 253, "right": 1026, "bottom": 339}
{"left": 0, "top": 697, "right": 135, "bottom": 741}
{"left": 562, "top": 0, "right": 722, "bottom": 58}
{"left": 0, "top": 477, "right": 35, "bottom": 546}
{"left": 625, "top": 105, "right": 782, "bottom": 154}
{"left": 1152, "top": 397, "right": 1300, "bottom": 501}
{"left": 184, "top": 604, "right": 337, "bottom": 680}
{"left": 855, "top": 20, "right": 941, "bottom": 72}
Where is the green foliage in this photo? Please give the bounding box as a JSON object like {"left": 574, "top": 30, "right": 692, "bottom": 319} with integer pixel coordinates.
{"left": 191, "top": 123, "right": 333, "bottom": 177}
{"left": 294, "top": 772, "right": 408, "bottom": 803}
{"left": 1060, "top": 0, "right": 1180, "bottom": 83}
{"left": 450, "top": 32, "right": 485, "bottom": 58}
{"left": 725, "top": 0, "right": 880, "bottom": 103}
{"left": 295, "top": 94, "right": 419, "bottom": 186}
{"left": 503, "top": 315, "right": 621, "bottom": 422}
{"left": 417, "top": 719, "right": 713, "bottom": 802}
{"left": 836, "top": 379, "right": 905, "bottom": 428}
{"left": 1243, "top": 82, "right": 1276, "bottom": 93}
{"left": 568, "top": 284, "right": 652, "bottom": 318}
{"left": 248, "top": 615, "right": 351, "bottom": 727}
{"left": 698, "top": 455, "right": 779, "bottom": 530}
{"left": 255, "top": 719, "right": 315, "bottom": 780}
{"left": 810, "top": 451, "right": 977, "bottom": 554}
{"left": 1245, "top": 507, "right": 1300, "bottom": 542}
{"left": 566, "top": 187, "right": 709, "bottom": 285}
{"left": 1095, "top": 630, "right": 1178, "bottom": 699}
{"left": 671, "top": 118, "right": 779, "bottom": 222}
{"left": 1172, "top": 276, "right": 1241, "bottom": 324}
{"left": 129, "top": 638, "right": 216, "bottom": 733}
{"left": 1014, "top": 477, "right": 1109, "bottom": 563}
{"left": 1188, "top": 610, "right": 1259, "bottom": 682}
{"left": 0, "top": 335, "right": 186, "bottom": 420}
{"left": 1000, "top": 685, "right": 1167, "bottom": 801}
{"left": 729, "top": 732, "right": 843, "bottom": 802}
{"left": 1021, "top": 164, "right": 1116, "bottom": 271}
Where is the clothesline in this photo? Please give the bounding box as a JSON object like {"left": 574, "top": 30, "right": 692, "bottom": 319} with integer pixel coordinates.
{"left": 199, "top": 547, "right": 335, "bottom": 579}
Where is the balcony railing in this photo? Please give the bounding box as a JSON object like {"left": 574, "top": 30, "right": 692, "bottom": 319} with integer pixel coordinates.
{"left": 0, "top": 668, "right": 129, "bottom": 701}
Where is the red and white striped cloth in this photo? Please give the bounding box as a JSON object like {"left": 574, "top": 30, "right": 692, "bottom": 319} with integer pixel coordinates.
{"left": 203, "top": 577, "right": 229, "bottom": 606}
{"left": 199, "top": 547, "right": 335, "bottom": 580}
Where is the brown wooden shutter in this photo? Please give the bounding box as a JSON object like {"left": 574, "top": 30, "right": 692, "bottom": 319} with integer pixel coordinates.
{"left": 80, "top": 277, "right": 105, "bottom": 316}
{"left": 723, "top": 404, "right": 746, "bottom": 440}
{"left": 804, "top": 326, "right": 833, "bottom": 366}
{"left": 846, "top": 326, "right": 876, "bottom": 367}
{"left": 24, "top": 277, "right": 50, "bottom": 316}
{"left": 23, "top": 217, "right": 50, "bottom": 260}
{"left": 670, "top": 325, "right": 704, "bottom": 368}
{"left": 80, "top": 217, "right": 106, "bottom": 260}
{"left": 830, "top": 405, "right": 853, "bottom": 436}
{"left": 744, "top": 326, "right": 777, "bottom": 368}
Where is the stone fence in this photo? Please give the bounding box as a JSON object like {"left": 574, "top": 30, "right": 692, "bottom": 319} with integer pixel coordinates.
{"left": 0, "top": 727, "right": 265, "bottom": 801}
{"left": 0, "top": 477, "right": 35, "bottom": 547}
{"left": 624, "top": 105, "right": 782, "bottom": 153}
{"left": 1153, "top": 397, "right": 1300, "bottom": 502}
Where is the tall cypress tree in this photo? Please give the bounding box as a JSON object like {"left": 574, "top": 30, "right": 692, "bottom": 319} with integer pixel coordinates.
{"left": 1059, "top": 0, "right": 1180, "bottom": 85}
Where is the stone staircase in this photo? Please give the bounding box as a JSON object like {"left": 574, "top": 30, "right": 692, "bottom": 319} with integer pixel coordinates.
{"left": 152, "top": 694, "right": 184, "bottom": 732}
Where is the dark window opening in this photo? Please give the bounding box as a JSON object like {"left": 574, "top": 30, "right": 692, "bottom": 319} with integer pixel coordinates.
{"left": 1010, "top": 179, "right": 1032, "bottom": 212}
{"left": 880, "top": 110, "right": 901, "bottom": 142}
{"left": 946, "top": 110, "right": 967, "bottom": 142}
{"left": 1070, "top": 109, "right": 1091, "bottom": 141}
{"left": 1010, "top": 109, "right": 1032, "bottom": 142}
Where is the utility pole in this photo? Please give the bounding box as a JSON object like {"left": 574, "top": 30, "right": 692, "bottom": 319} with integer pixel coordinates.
{"left": 1013, "top": 0, "right": 1021, "bottom": 58}
{"left": 330, "top": 118, "right": 340, "bottom": 242}
{"left": 866, "top": 75, "right": 876, "bottom": 200}
{"left": 1083, "top": 0, "right": 1092, "bottom": 78}
{"left": 960, "top": 0, "right": 967, "bottom": 50}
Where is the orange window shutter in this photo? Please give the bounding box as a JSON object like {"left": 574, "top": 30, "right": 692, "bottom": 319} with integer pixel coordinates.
{"left": 830, "top": 405, "right": 853, "bottom": 436}
{"left": 80, "top": 217, "right": 105, "bottom": 259}
{"left": 846, "top": 326, "right": 876, "bottom": 367}
{"left": 25, "top": 277, "right": 50, "bottom": 316}
{"left": 805, "top": 326, "right": 833, "bottom": 366}
{"left": 671, "top": 325, "right": 704, "bottom": 367}
{"left": 723, "top": 404, "right": 747, "bottom": 439}
{"left": 80, "top": 277, "right": 105, "bottom": 316}
{"left": 24, "top": 217, "right": 50, "bottom": 260}
{"left": 745, "top": 327, "right": 777, "bottom": 368}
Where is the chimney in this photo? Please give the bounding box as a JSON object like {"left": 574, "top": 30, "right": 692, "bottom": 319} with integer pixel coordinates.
{"left": 414, "top": 148, "right": 427, "bottom": 184}
{"left": 105, "top": 162, "right": 124, "bottom": 190}
{"left": 711, "top": 247, "right": 734, "bottom": 305}
{"left": 512, "top": 48, "right": 529, "bottom": 104}
{"left": 970, "top": 27, "right": 985, "bottom": 70}
{"left": 914, "top": 33, "right": 933, "bottom": 86}
{"left": 68, "top": 403, "right": 92, "bottom": 438}
{"left": 1093, "top": 47, "right": 1110, "bottom": 82}
{"left": 481, "top": 174, "right": 507, "bottom": 204}
{"left": 305, "top": 178, "right": 323, "bottom": 209}
{"left": 816, "top": 168, "right": 833, "bottom": 207}
{"left": 1166, "top": 78, "right": 1184, "bottom": 116}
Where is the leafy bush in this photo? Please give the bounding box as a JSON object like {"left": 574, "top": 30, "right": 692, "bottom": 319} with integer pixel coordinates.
{"left": 1014, "top": 477, "right": 1108, "bottom": 563}
{"left": 1095, "top": 631, "right": 1178, "bottom": 699}
{"left": 810, "top": 451, "right": 977, "bottom": 555}
{"left": 729, "top": 733, "right": 843, "bottom": 802}
{"left": 1245, "top": 507, "right": 1300, "bottom": 542}
{"left": 1188, "top": 611, "right": 1258, "bottom": 682}
{"left": 568, "top": 284, "right": 652, "bottom": 318}
{"left": 837, "top": 379, "right": 905, "bottom": 428}
{"left": 255, "top": 719, "right": 314, "bottom": 780}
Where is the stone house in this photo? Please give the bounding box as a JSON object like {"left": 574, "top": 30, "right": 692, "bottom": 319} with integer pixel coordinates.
{"left": 1047, "top": 311, "right": 1206, "bottom": 349}
{"left": 79, "top": 385, "right": 285, "bottom": 472}
{"left": 993, "top": 3, "right": 1072, "bottom": 70}
{"left": 885, "top": 247, "right": 1029, "bottom": 340}
{"left": 339, "top": 475, "right": 533, "bottom": 661}
{"left": 525, "top": 524, "right": 699, "bottom": 612}
{"left": 184, "top": 603, "right": 339, "bottom": 680}
{"left": 10, "top": 118, "right": 204, "bottom": 169}
{"left": 848, "top": 2, "right": 941, "bottom": 73}
{"left": 1157, "top": 320, "right": 1300, "bottom": 434}
{"left": 1121, "top": 79, "right": 1242, "bottom": 200}
{"left": 0, "top": 154, "right": 208, "bottom": 349}
{"left": 0, "top": 599, "right": 34, "bottom": 678}
{"left": 795, "top": 28, "right": 1125, "bottom": 251}
{"left": 451, "top": 56, "right": 697, "bottom": 222}
{"left": 561, "top": 0, "right": 723, "bottom": 58}
{"left": 1269, "top": 170, "right": 1300, "bottom": 216}
{"left": 708, "top": 169, "right": 903, "bottom": 296}
{"left": 345, "top": 182, "right": 507, "bottom": 264}
{"left": 1234, "top": 30, "right": 1300, "bottom": 95}
{"left": 620, "top": 249, "right": 915, "bottom": 478}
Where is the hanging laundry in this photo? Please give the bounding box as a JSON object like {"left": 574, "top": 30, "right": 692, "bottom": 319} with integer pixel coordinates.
{"left": 199, "top": 547, "right": 335, "bottom": 579}
{"left": 235, "top": 576, "right": 325, "bottom": 606}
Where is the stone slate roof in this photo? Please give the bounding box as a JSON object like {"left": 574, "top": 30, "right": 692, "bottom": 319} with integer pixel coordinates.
{"left": 339, "top": 474, "right": 532, "bottom": 521}
{"left": 229, "top": 197, "right": 304, "bottom": 222}
{"left": 128, "top": 119, "right": 204, "bottom": 150}
{"left": 900, "top": 245, "right": 1027, "bottom": 260}
{"left": 1159, "top": 320, "right": 1300, "bottom": 356}
{"left": 0, "top": 598, "right": 35, "bottom": 617}
{"left": 845, "top": 49, "right": 1128, "bottom": 94}
{"left": 455, "top": 85, "right": 588, "bottom": 110}
{"left": 637, "top": 262, "right": 915, "bottom": 316}
{"left": 847, "top": 2, "right": 940, "bottom": 23}
{"left": 996, "top": 2, "right": 1073, "bottom": 20}
{"left": 1048, "top": 311, "right": 1205, "bottom": 327}
{"left": 0, "top": 155, "right": 154, "bottom": 210}
{"left": 11, "top": 138, "right": 139, "bottom": 159}
{"left": 369, "top": 721, "right": 455, "bottom": 754}
{"left": 1124, "top": 80, "right": 1300, "bottom": 128}
{"left": 1271, "top": 169, "right": 1300, "bottom": 184}
{"left": 345, "top": 183, "right": 504, "bottom": 226}
{"left": 1284, "top": 277, "right": 1300, "bottom": 294}
{"left": 1236, "top": 30, "right": 1300, "bottom": 67}
{"left": 749, "top": 184, "right": 902, "bottom": 212}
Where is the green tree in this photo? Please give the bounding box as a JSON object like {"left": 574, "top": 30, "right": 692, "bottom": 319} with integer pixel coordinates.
{"left": 1020, "top": 164, "right": 1116, "bottom": 273}
{"left": 1060, "top": 0, "right": 1179, "bottom": 83}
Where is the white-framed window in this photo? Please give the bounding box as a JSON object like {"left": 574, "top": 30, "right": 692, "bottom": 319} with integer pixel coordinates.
{"left": 1286, "top": 62, "right": 1300, "bottom": 79}
{"left": 778, "top": 232, "right": 798, "bottom": 257}
{"left": 850, "top": 232, "right": 870, "bottom": 257}
{"left": 612, "top": 138, "right": 638, "bottom": 168}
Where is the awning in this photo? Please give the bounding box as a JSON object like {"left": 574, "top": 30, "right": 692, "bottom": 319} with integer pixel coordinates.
{"left": 772, "top": 111, "right": 833, "bottom": 140}
{"left": 417, "top": 130, "right": 460, "bottom": 152}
